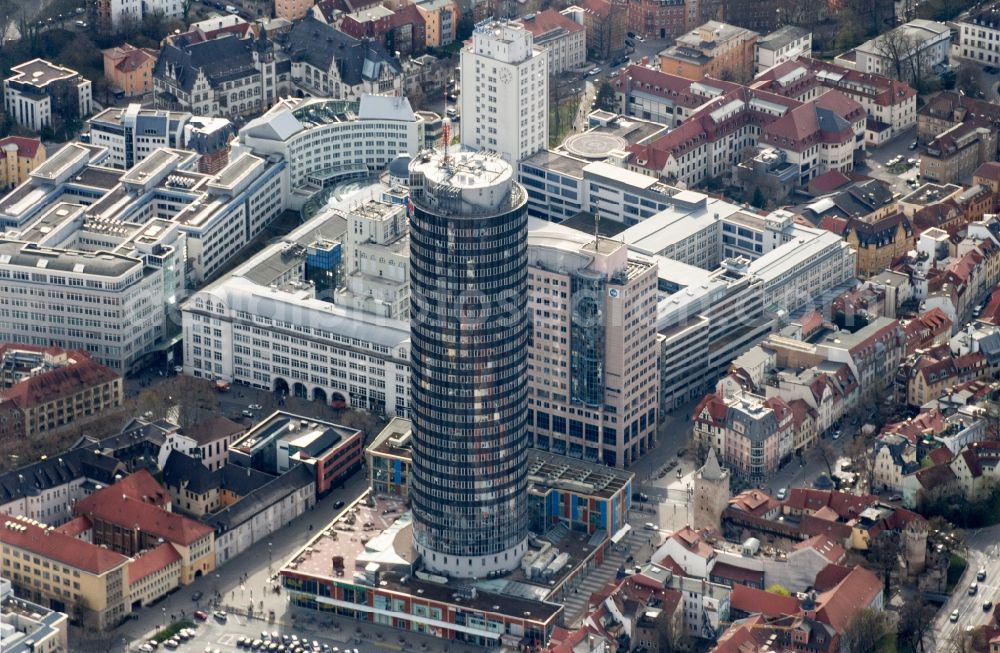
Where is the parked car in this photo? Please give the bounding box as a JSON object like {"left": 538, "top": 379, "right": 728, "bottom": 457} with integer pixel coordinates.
{"left": 214, "top": 610, "right": 228, "bottom": 622}
{"left": 909, "top": 140, "right": 918, "bottom": 150}
{"left": 194, "top": 610, "right": 209, "bottom": 621}
{"left": 192, "top": 590, "right": 203, "bottom": 601}
{"left": 985, "top": 66, "right": 999, "bottom": 74}
{"left": 643, "top": 522, "right": 657, "bottom": 530}
{"left": 333, "top": 499, "right": 345, "bottom": 509}
{"left": 241, "top": 409, "right": 254, "bottom": 418}
{"left": 248, "top": 403, "right": 262, "bottom": 410}
{"left": 676, "top": 448, "right": 687, "bottom": 457}
{"left": 888, "top": 494, "right": 902, "bottom": 502}
{"left": 776, "top": 488, "right": 787, "bottom": 500}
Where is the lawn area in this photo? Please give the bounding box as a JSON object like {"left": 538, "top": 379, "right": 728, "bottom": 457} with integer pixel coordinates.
{"left": 152, "top": 619, "right": 196, "bottom": 643}
{"left": 548, "top": 98, "right": 578, "bottom": 148}
{"left": 947, "top": 553, "right": 968, "bottom": 592}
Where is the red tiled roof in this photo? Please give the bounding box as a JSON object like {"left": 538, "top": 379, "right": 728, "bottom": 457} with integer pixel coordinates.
{"left": 518, "top": 9, "right": 584, "bottom": 37}
{"left": 129, "top": 542, "right": 182, "bottom": 582}
{"left": 813, "top": 563, "right": 852, "bottom": 591}
{"left": 103, "top": 44, "right": 157, "bottom": 73}
{"left": 75, "top": 486, "right": 212, "bottom": 546}
{"left": 113, "top": 469, "right": 172, "bottom": 507}
{"left": 0, "top": 515, "right": 128, "bottom": 575}
{"left": 575, "top": 0, "right": 610, "bottom": 18}
{"left": 728, "top": 489, "right": 776, "bottom": 516}
{"left": 670, "top": 526, "right": 715, "bottom": 558}
{"left": 388, "top": 3, "right": 425, "bottom": 28}
{"left": 815, "top": 565, "right": 882, "bottom": 632}
{"left": 711, "top": 561, "right": 764, "bottom": 586}
{"left": 730, "top": 584, "right": 800, "bottom": 617}
{"left": 974, "top": 161, "right": 1000, "bottom": 182}
{"left": 0, "top": 136, "right": 42, "bottom": 159}
{"left": 0, "top": 353, "right": 119, "bottom": 410}
{"left": 928, "top": 446, "right": 953, "bottom": 465}
{"left": 53, "top": 515, "right": 91, "bottom": 538}
{"left": 914, "top": 462, "right": 957, "bottom": 489}
{"left": 793, "top": 534, "right": 845, "bottom": 563}
{"left": 809, "top": 170, "right": 852, "bottom": 194}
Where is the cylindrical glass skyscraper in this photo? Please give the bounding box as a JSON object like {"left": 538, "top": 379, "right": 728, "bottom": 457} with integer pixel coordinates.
{"left": 407, "top": 149, "right": 530, "bottom": 578}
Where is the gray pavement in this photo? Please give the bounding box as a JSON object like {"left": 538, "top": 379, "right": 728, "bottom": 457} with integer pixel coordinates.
{"left": 931, "top": 524, "right": 1000, "bottom": 652}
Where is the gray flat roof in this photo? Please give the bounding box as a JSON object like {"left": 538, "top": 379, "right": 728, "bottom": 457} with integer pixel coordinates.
{"left": 0, "top": 240, "right": 141, "bottom": 278}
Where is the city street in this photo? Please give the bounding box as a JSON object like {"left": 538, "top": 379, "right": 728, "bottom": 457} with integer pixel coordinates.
{"left": 931, "top": 524, "right": 1000, "bottom": 652}
{"left": 95, "top": 474, "right": 370, "bottom": 652}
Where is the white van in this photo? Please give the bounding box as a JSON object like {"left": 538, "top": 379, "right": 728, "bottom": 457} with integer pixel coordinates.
{"left": 225, "top": 5, "right": 239, "bottom": 13}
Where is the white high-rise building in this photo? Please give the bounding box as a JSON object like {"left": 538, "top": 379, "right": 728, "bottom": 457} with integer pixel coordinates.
{"left": 460, "top": 20, "right": 549, "bottom": 164}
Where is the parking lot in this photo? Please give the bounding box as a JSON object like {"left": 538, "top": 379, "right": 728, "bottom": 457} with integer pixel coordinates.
{"left": 860, "top": 128, "right": 921, "bottom": 197}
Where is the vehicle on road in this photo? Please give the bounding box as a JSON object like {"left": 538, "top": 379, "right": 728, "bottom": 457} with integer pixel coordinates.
{"left": 194, "top": 610, "right": 208, "bottom": 621}
{"left": 888, "top": 494, "right": 902, "bottom": 502}
{"left": 969, "top": 582, "right": 978, "bottom": 595}
{"left": 776, "top": 488, "right": 787, "bottom": 500}
{"left": 677, "top": 448, "right": 687, "bottom": 457}
{"left": 241, "top": 409, "right": 254, "bottom": 418}
{"left": 333, "top": 500, "right": 345, "bottom": 509}
{"left": 950, "top": 609, "right": 960, "bottom": 622}
{"left": 985, "top": 66, "right": 999, "bottom": 74}
{"left": 978, "top": 568, "right": 987, "bottom": 581}
{"left": 909, "top": 140, "right": 918, "bottom": 150}
{"left": 191, "top": 590, "right": 203, "bottom": 601}
{"left": 985, "top": 600, "right": 994, "bottom": 611}
{"left": 644, "top": 522, "right": 657, "bottom": 530}
{"left": 832, "top": 431, "right": 841, "bottom": 440}
{"left": 248, "top": 403, "right": 262, "bottom": 410}
{"left": 627, "top": 31, "right": 636, "bottom": 38}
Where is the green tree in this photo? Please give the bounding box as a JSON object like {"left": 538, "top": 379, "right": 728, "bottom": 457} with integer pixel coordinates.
{"left": 766, "top": 584, "right": 791, "bottom": 597}
{"left": 594, "top": 82, "right": 616, "bottom": 112}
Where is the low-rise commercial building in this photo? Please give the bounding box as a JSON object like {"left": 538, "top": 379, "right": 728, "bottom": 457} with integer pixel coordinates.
{"left": 849, "top": 20, "right": 950, "bottom": 84}
{"left": 0, "top": 577, "right": 68, "bottom": 653}
{"left": 87, "top": 104, "right": 233, "bottom": 173}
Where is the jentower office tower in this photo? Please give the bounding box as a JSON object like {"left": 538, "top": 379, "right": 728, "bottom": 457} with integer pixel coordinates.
{"left": 408, "top": 149, "right": 530, "bottom": 578}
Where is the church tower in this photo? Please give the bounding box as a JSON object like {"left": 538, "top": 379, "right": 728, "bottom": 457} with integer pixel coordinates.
{"left": 692, "top": 447, "right": 730, "bottom": 532}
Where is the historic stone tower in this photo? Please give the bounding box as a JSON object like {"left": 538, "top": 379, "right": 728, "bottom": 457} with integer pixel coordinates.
{"left": 692, "top": 447, "right": 730, "bottom": 532}
{"left": 903, "top": 518, "right": 928, "bottom": 576}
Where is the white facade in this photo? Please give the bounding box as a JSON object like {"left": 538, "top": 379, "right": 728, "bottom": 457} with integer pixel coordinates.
{"left": 214, "top": 475, "right": 316, "bottom": 566}
{"left": 233, "top": 95, "right": 423, "bottom": 194}
{"left": 460, "top": 21, "right": 549, "bottom": 164}
{"left": 88, "top": 104, "right": 231, "bottom": 171}
{"left": 518, "top": 11, "right": 587, "bottom": 74}
{"left": 957, "top": 6, "right": 1000, "bottom": 66}
{"left": 0, "top": 240, "right": 167, "bottom": 374}
{"left": 755, "top": 26, "right": 813, "bottom": 74}
{"left": 104, "top": 0, "right": 184, "bottom": 29}
{"left": 854, "top": 20, "right": 951, "bottom": 80}
{"left": 4, "top": 59, "right": 92, "bottom": 133}
{"left": 334, "top": 200, "right": 410, "bottom": 319}
{"left": 182, "top": 277, "right": 411, "bottom": 416}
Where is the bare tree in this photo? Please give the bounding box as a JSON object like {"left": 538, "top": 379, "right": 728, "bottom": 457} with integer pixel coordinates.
{"left": 955, "top": 61, "right": 982, "bottom": 98}
{"left": 842, "top": 608, "right": 892, "bottom": 653}
{"left": 874, "top": 28, "right": 916, "bottom": 82}
{"left": 897, "top": 599, "right": 936, "bottom": 652}
{"left": 817, "top": 441, "right": 837, "bottom": 479}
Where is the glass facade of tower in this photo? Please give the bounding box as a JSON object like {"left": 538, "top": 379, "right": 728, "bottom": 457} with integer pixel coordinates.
{"left": 407, "top": 153, "right": 530, "bottom": 577}
{"left": 570, "top": 272, "right": 605, "bottom": 407}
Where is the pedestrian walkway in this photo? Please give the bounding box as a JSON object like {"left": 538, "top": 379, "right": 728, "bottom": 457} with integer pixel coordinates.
{"left": 559, "top": 530, "right": 647, "bottom": 627}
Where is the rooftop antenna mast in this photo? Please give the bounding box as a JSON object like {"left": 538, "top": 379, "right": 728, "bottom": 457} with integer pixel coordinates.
{"left": 441, "top": 85, "right": 452, "bottom": 169}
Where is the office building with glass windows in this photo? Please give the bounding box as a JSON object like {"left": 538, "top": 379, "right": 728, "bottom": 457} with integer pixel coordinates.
{"left": 407, "top": 149, "right": 530, "bottom": 578}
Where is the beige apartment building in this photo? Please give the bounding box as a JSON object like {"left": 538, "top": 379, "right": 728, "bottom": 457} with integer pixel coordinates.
{"left": 275, "top": 0, "right": 314, "bottom": 20}
{"left": 525, "top": 224, "right": 660, "bottom": 468}
{"left": 0, "top": 516, "right": 130, "bottom": 630}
